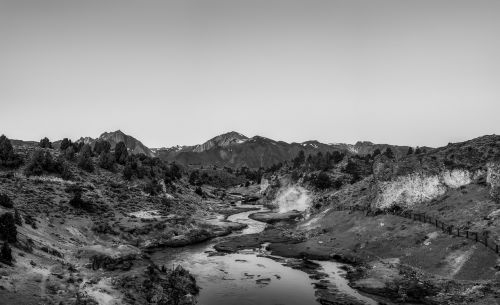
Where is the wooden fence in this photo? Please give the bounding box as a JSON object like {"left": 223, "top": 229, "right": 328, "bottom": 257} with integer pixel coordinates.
{"left": 333, "top": 205, "right": 500, "bottom": 256}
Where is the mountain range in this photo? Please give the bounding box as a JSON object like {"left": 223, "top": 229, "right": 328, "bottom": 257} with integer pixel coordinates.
{"left": 153, "top": 131, "right": 414, "bottom": 168}
{"left": 12, "top": 130, "right": 418, "bottom": 168}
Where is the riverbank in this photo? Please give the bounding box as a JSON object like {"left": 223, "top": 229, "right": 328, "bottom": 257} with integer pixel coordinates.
{"left": 215, "top": 206, "right": 500, "bottom": 304}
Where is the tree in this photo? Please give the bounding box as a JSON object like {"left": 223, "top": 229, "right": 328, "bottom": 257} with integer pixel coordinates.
{"left": 77, "top": 144, "right": 94, "bottom": 172}
{"left": 189, "top": 170, "right": 200, "bottom": 185}
{"left": 344, "top": 159, "right": 362, "bottom": 184}
{"left": 14, "top": 209, "right": 22, "bottom": 226}
{"left": 0, "top": 242, "right": 12, "bottom": 263}
{"left": 0, "top": 213, "right": 17, "bottom": 243}
{"left": 94, "top": 140, "right": 111, "bottom": 155}
{"left": 39, "top": 137, "right": 52, "bottom": 149}
{"left": 114, "top": 142, "right": 128, "bottom": 165}
{"left": 415, "top": 147, "right": 422, "bottom": 154}
{"left": 407, "top": 147, "right": 414, "bottom": 155}
{"left": 312, "top": 172, "right": 332, "bottom": 189}
{"left": 383, "top": 147, "right": 395, "bottom": 159}
{"left": 292, "top": 150, "right": 306, "bottom": 168}
{"left": 98, "top": 151, "right": 115, "bottom": 171}
{"left": 60, "top": 138, "right": 72, "bottom": 151}
{"left": 24, "top": 150, "right": 64, "bottom": 176}
{"left": 372, "top": 148, "right": 381, "bottom": 157}
{"left": 0, "top": 135, "right": 22, "bottom": 168}
{"left": 64, "top": 146, "right": 76, "bottom": 161}
{"left": 123, "top": 163, "right": 134, "bottom": 180}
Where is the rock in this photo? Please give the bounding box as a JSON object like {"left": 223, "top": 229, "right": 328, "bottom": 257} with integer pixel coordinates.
{"left": 249, "top": 210, "right": 303, "bottom": 224}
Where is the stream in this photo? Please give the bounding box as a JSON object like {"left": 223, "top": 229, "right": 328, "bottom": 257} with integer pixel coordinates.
{"left": 150, "top": 203, "right": 377, "bottom": 305}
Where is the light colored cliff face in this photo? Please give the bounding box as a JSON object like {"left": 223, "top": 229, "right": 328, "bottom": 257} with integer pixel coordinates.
{"left": 259, "top": 178, "right": 270, "bottom": 194}
{"left": 487, "top": 162, "right": 500, "bottom": 200}
{"left": 374, "top": 169, "right": 472, "bottom": 209}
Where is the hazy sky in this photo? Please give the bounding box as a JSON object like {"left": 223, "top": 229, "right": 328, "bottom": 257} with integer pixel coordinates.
{"left": 1, "top": 0, "right": 499, "bottom": 148}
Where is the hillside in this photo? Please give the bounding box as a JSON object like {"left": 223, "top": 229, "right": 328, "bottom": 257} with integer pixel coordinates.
{"left": 238, "top": 134, "right": 500, "bottom": 304}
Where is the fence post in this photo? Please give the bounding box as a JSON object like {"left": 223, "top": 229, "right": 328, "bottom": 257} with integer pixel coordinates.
{"left": 466, "top": 231, "right": 469, "bottom": 239}
{"left": 485, "top": 238, "right": 488, "bottom": 248}
{"left": 457, "top": 228, "right": 460, "bottom": 236}
{"left": 475, "top": 232, "right": 478, "bottom": 242}
{"left": 496, "top": 244, "right": 498, "bottom": 254}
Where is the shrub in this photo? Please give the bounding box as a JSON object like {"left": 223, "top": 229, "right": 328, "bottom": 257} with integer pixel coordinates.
{"left": 0, "top": 193, "right": 13, "bottom": 208}
{"left": 0, "top": 242, "right": 12, "bottom": 263}
{"left": 0, "top": 135, "right": 22, "bottom": 168}
{"left": 0, "top": 213, "right": 17, "bottom": 243}
{"left": 39, "top": 137, "right": 52, "bottom": 149}
{"left": 68, "top": 187, "right": 94, "bottom": 212}
{"left": 311, "top": 172, "right": 332, "bottom": 189}
{"left": 195, "top": 186, "right": 203, "bottom": 196}
{"left": 144, "top": 180, "right": 162, "bottom": 196}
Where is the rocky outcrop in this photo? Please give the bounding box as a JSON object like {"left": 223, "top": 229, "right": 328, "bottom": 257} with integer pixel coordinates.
{"left": 374, "top": 169, "right": 473, "bottom": 210}
{"left": 249, "top": 210, "right": 303, "bottom": 223}
{"left": 487, "top": 162, "right": 500, "bottom": 201}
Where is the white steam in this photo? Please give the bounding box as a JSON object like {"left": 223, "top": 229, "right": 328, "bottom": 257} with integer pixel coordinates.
{"left": 273, "top": 186, "right": 311, "bottom": 213}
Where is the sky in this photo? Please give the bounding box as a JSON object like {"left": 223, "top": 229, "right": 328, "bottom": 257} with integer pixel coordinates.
{"left": 1, "top": 0, "right": 499, "bottom": 148}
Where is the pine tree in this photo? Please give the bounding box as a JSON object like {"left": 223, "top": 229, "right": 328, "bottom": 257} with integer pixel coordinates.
{"left": 14, "top": 209, "right": 22, "bottom": 226}
{"left": 407, "top": 147, "right": 414, "bottom": 155}
{"left": 383, "top": 147, "right": 395, "bottom": 159}
{"left": 39, "top": 137, "right": 52, "bottom": 149}
{"left": 0, "top": 135, "right": 21, "bottom": 168}
{"left": 114, "top": 142, "right": 128, "bottom": 165}
{"left": 0, "top": 242, "right": 12, "bottom": 263}
{"left": 77, "top": 144, "right": 94, "bottom": 172}
{"left": 0, "top": 213, "right": 17, "bottom": 243}
{"left": 60, "top": 138, "right": 72, "bottom": 151}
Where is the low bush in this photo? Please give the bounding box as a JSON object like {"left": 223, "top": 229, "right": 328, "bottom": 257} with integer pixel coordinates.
{"left": 0, "top": 193, "right": 13, "bottom": 208}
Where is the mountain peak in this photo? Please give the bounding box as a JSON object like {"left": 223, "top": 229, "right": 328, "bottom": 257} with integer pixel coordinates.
{"left": 95, "top": 130, "right": 155, "bottom": 157}
{"left": 193, "top": 131, "right": 248, "bottom": 152}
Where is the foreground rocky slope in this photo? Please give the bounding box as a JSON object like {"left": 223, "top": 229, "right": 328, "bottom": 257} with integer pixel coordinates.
{"left": 0, "top": 141, "right": 260, "bottom": 305}
{"left": 215, "top": 135, "right": 500, "bottom": 304}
